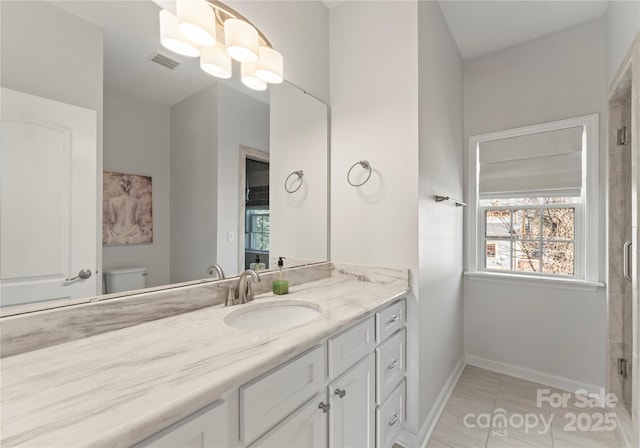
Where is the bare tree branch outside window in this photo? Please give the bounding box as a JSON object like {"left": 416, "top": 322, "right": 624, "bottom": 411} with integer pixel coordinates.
{"left": 484, "top": 197, "right": 575, "bottom": 275}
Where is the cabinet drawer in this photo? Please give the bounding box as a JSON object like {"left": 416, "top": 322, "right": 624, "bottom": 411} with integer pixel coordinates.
{"left": 376, "top": 328, "right": 405, "bottom": 405}
{"left": 376, "top": 380, "right": 405, "bottom": 448}
{"left": 248, "top": 394, "right": 327, "bottom": 448}
{"left": 376, "top": 300, "right": 405, "bottom": 343}
{"left": 328, "top": 317, "right": 375, "bottom": 379}
{"left": 135, "top": 400, "right": 227, "bottom": 448}
{"left": 240, "top": 345, "right": 325, "bottom": 444}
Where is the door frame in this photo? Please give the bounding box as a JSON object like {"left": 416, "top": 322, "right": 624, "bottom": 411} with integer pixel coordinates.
{"left": 237, "top": 145, "right": 270, "bottom": 274}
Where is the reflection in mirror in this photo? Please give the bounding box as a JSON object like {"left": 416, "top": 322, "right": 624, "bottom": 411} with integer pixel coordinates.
{"left": 0, "top": 0, "right": 328, "bottom": 310}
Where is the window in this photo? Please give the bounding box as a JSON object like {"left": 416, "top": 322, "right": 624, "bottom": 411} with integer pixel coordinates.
{"left": 246, "top": 208, "right": 270, "bottom": 252}
{"left": 467, "top": 115, "right": 599, "bottom": 281}
{"left": 482, "top": 198, "right": 578, "bottom": 276}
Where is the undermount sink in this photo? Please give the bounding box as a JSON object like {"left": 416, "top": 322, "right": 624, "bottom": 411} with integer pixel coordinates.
{"left": 224, "top": 300, "right": 322, "bottom": 330}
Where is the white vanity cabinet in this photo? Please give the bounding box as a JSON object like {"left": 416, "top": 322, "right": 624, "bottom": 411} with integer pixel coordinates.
{"left": 135, "top": 298, "right": 407, "bottom": 448}
{"left": 328, "top": 353, "right": 376, "bottom": 448}
{"left": 374, "top": 301, "right": 407, "bottom": 448}
{"left": 239, "top": 345, "right": 325, "bottom": 444}
{"left": 249, "top": 394, "right": 328, "bottom": 448}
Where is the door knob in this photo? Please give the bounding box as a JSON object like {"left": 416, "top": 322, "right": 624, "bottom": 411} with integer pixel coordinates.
{"left": 334, "top": 388, "right": 346, "bottom": 398}
{"left": 65, "top": 269, "right": 92, "bottom": 282}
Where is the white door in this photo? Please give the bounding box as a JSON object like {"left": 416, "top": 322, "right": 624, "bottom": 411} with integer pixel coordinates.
{"left": 0, "top": 88, "right": 97, "bottom": 307}
{"left": 329, "top": 354, "right": 376, "bottom": 448}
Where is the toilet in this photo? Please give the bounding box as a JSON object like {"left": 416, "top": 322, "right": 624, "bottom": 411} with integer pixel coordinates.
{"left": 104, "top": 266, "right": 147, "bottom": 294}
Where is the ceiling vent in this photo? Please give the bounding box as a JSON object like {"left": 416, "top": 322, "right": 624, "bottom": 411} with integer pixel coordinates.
{"left": 149, "top": 52, "right": 181, "bottom": 70}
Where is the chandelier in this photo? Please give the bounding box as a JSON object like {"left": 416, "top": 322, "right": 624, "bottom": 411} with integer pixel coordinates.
{"left": 159, "top": 0, "right": 283, "bottom": 91}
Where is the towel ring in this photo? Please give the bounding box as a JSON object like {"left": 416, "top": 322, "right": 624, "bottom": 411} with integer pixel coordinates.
{"left": 347, "top": 160, "right": 372, "bottom": 187}
{"left": 285, "top": 170, "right": 304, "bottom": 193}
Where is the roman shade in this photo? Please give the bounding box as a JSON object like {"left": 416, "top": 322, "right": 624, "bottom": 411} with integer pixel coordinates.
{"left": 478, "top": 126, "right": 584, "bottom": 199}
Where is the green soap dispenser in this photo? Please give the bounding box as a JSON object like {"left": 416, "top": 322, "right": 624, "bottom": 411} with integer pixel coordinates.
{"left": 272, "top": 257, "right": 289, "bottom": 295}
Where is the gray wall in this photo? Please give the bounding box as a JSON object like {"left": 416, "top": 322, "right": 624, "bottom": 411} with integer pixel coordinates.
{"left": 605, "top": 0, "right": 640, "bottom": 88}
{"left": 417, "top": 0, "right": 465, "bottom": 434}
{"left": 170, "top": 85, "right": 219, "bottom": 284}
{"left": 233, "top": 1, "right": 330, "bottom": 103}
{"left": 270, "top": 82, "right": 328, "bottom": 268}
{"left": 102, "top": 88, "right": 171, "bottom": 288}
{"left": 216, "top": 84, "right": 270, "bottom": 274}
{"left": 463, "top": 18, "right": 608, "bottom": 389}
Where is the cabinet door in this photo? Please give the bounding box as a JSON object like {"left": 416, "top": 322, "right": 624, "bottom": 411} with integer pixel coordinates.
{"left": 240, "top": 345, "right": 325, "bottom": 444}
{"left": 328, "top": 354, "right": 375, "bottom": 448}
{"left": 249, "top": 394, "right": 327, "bottom": 448}
{"left": 136, "top": 400, "right": 227, "bottom": 448}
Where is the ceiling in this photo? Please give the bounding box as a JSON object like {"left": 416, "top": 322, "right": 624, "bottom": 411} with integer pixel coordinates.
{"left": 438, "top": 0, "right": 609, "bottom": 60}
{"left": 322, "top": 0, "right": 609, "bottom": 61}
{"left": 50, "top": 0, "right": 269, "bottom": 106}
{"left": 51, "top": 0, "right": 611, "bottom": 103}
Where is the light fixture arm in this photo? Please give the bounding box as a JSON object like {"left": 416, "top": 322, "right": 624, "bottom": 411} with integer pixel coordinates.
{"left": 205, "top": 0, "right": 272, "bottom": 48}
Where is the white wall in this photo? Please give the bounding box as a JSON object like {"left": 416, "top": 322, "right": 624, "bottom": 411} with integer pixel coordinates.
{"left": 216, "top": 84, "right": 270, "bottom": 275}
{"left": 233, "top": 1, "right": 330, "bottom": 103}
{"left": 169, "top": 85, "right": 219, "bottom": 284}
{"left": 464, "top": 18, "right": 608, "bottom": 390}
{"left": 102, "top": 88, "right": 170, "bottom": 288}
{"left": 330, "top": 1, "right": 419, "bottom": 271}
{"left": 605, "top": 0, "right": 640, "bottom": 88}
{"left": 270, "top": 82, "right": 328, "bottom": 266}
{"left": 330, "top": 0, "right": 423, "bottom": 437}
{"left": 417, "top": 0, "right": 465, "bottom": 434}
{"left": 1, "top": 0, "right": 104, "bottom": 293}
{"left": 0, "top": 1, "right": 102, "bottom": 112}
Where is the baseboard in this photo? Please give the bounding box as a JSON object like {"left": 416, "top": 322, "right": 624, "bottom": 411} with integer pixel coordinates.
{"left": 397, "top": 355, "right": 466, "bottom": 448}
{"left": 465, "top": 354, "right": 602, "bottom": 396}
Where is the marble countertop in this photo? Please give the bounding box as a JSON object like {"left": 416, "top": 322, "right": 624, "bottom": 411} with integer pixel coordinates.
{"left": 1, "top": 266, "right": 409, "bottom": 448}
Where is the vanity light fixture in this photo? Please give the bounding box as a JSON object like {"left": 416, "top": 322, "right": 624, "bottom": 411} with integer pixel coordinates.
{"left": 176, "top": 0, "right": 217, "bottom": 47}
{"left": 158, "top": 0, "right": 283, "bottom": 90}
{"left": 200, "top": 45, "right": 232, "bottom": 78}
{"left": 159, "top": 10, "right": 200, "bottom": 57}
{"left": 241, "top": 63, "right": 267, "bottom": 91}
{"left": 224, "top": 18, "right": 259, "bottom": 63}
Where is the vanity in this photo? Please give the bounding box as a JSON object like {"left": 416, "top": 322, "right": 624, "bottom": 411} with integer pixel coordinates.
{"left": 0, "top": 263, "right": 409, "bottom": 448}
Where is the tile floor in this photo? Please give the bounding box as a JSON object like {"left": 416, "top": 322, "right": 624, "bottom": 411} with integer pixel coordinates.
{"left": 402, "top": 366, "right": 622, "bottom": 448}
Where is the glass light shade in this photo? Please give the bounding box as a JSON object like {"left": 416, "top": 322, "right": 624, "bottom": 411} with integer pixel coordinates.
{"left": 255, "top": 47, "right": 284, "bottom": 84}
{"left": 159, "top": 10, "right": 200, "bottom": 57}
{"left": 176, "top": 0, "right": 216, "bottom": 47}
{"left": 224, "top": 19, "right": 259, "bottom": 63}
{"left": 200, "top": 45, "right": 232, "bottom": 79}
{"left": 241, "top": 63, "right": 267, "bottom": 91}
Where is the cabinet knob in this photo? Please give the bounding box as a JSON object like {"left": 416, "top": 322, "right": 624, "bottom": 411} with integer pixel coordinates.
{"left": 387, "top": 314, "right": 399, "bottom": 324}
{"left": 334, "top": 388, "right": 346, "bottom": 398}
{"left": 387, "top": 359, "right": 399, "bottom": 370}
{"left": 318, "top": 402, "right": 330, "bottom": 413}
{"left": 388, "top": 413, "right": 399, "bottom": 427}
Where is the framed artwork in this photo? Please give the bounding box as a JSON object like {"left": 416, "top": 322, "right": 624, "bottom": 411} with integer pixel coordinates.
{"left": 102, "top": 171, "right": 153, "bottom": 246}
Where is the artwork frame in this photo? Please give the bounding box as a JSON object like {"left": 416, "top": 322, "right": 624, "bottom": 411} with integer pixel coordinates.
{"left": 102, "top": 171, "right": 153, "bottom": 246}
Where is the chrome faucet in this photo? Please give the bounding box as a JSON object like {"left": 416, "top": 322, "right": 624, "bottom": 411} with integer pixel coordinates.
{"left": 235, "top": 269, "right": 261, "bottom": 304}
{"left": 206, "top": 264, "right": 225, "bottom": 279}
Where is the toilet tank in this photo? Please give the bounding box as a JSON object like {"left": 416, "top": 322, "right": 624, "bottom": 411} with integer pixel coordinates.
{"left": 104, "top": 266, "right": 147, "bottom": 294}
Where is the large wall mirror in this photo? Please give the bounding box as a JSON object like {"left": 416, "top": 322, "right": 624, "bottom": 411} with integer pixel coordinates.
{"left": 0, "top": 0, "right": 329, "bottom": 310}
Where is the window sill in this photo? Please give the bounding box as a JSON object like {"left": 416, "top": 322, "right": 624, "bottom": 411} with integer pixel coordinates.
{"left": 463, "top": 271, "right": 604, "bottom": 292}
